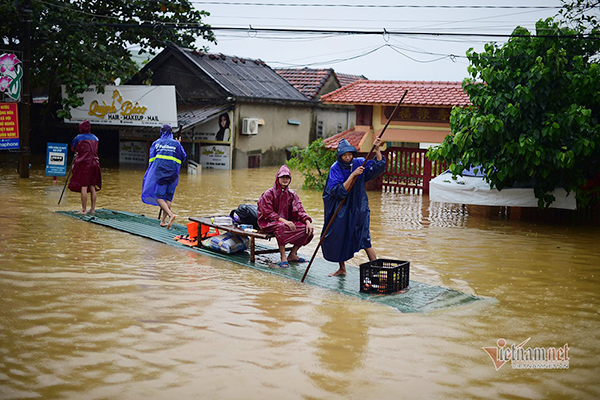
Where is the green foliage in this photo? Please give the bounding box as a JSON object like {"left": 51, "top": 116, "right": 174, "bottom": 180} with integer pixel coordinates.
{"left": 287, "top": 139, "right": 337, "bottom": 190}
{"left": 427, "top": 17, "right": 600, "bottom": 208}
{"left": 0, "top": 0, "right": 215, "bottom": 118}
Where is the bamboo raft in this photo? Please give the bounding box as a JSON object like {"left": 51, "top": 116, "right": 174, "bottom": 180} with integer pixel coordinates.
{"left": 57, "top": 209, "right": 488, "bottom": 313}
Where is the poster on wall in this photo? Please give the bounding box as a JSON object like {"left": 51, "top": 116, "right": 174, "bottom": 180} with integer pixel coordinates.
{"left": 0, "top": 102, "right": 19, "bottom": 149}
{"left": 119, "top": 141, "right": 147, "bottom": 165}
{"left": 62, "top": 85, "right": 177, "bottom": 127}
{"left": 200, "top": 145, "right": 230, "bottom": 169}
{"left": 45, "top": 142, "right": 68, "bottom": 176}
{"left": 195, "top": 111, "right": 232, "bottom": 142}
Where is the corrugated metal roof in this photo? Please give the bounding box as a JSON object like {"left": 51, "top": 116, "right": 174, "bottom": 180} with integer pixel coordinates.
{"left": 181, "top": 49, "right": 308, "bottom": 102}
{"left": 178, "top": 105, "right": 231, "bottom": 128}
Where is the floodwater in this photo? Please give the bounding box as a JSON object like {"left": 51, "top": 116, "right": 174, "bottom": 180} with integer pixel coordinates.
{"left": 1, "top": 158, "right": 599, "bottom": 400}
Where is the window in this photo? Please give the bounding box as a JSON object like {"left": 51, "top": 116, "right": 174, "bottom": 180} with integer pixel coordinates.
{"left": 317, "top": 120, "right": 324, "bottom": 138}
{"left": 337, "top": 123, "right": 343, "bottom": 133}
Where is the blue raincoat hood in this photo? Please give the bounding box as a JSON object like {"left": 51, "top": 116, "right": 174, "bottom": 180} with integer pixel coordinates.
{"left": 336, "top": 139, "right": 357, "bottom": 170}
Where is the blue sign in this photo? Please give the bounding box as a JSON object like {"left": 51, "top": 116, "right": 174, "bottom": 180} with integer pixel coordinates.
{"left": 46, "top": 142, "right": 68, "bottom": 177}
{"left": 0, "top": 138, "right": 19, "bottom": 149}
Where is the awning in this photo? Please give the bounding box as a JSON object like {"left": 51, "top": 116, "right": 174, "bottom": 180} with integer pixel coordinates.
{"left": 178, "top": 105, "right": 232, "bottom": 130}
{"left": 429, "top": 171, "right": 577, "bottom": 210}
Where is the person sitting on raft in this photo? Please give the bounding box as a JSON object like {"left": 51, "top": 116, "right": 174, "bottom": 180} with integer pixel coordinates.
{"left": 257, "top": 165, "right": 314, "bottom": 268}
{"left": 141, "top": 124, "right": 186, "bottom": 229}
{"left": 322, "top": 137, "right": 386, "bottom": 277}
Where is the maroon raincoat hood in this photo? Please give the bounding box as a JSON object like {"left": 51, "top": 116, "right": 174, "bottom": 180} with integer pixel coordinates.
{"left": 274, "top": 165, "right": 292, "bottom": 192}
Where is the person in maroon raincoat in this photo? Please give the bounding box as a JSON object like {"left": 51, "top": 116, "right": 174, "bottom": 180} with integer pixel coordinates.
{"left": 68, "top": 120, "right": 101, "bottom": 214}
{"left": 257, "top": 165, "right": 314, "bottom": 268}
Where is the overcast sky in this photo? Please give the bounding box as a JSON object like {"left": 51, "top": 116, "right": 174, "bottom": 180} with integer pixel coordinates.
{"left": 189, "top": 0, "right": 571, "bottom": 82}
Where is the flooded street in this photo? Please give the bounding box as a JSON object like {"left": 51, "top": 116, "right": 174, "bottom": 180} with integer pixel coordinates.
{"left": 1, "top": 158, "right": 599, "bottom": 399}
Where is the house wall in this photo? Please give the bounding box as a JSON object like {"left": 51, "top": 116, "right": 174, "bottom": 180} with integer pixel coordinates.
{"left": 372, "top": 105, "right": 451, "bottom": 146}
{"left": 314, "top": 106, "right": 356, "bottom": 139}
{"left": 232, "top": 102, "right": 312, "bottom": 169}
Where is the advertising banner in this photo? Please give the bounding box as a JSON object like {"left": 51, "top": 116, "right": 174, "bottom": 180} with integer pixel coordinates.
{"left": 119, "top": 141, "right": 148, "bottom": 165}
{"left": 63, "top": 85, "right": 177, "bottom": 127}
{"left": 46, "top": 142, "right": 68, "bottom": 176}
{"left": 0, "top": 102, "right": 19, "bottom": 150}
{"left": 200, "top": 145, "right": 230, "bottom": 170}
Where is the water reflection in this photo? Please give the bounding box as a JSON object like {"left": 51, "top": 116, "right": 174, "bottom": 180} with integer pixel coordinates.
{"left": 0, "top": 158, "right": 599, "bottom": 399}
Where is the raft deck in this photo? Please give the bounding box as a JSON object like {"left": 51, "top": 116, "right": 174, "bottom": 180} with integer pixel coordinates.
{"left": 57, "top": 209, "right": 487, "bottom": 313}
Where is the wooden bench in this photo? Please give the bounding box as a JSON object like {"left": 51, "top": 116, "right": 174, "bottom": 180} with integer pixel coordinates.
{"left": 189, "top": 216, "right": 283, "bottom": 263}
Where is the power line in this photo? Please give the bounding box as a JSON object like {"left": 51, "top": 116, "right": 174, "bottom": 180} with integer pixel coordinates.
{"left": 190, "top": 2, "right": 561, "bottom": 10}
{"left": 78, "top": 23, "right": 600, "bottom": 40}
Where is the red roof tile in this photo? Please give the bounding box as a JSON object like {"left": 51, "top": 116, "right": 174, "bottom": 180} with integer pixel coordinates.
{"left": 323, "top": 127, "right": 368, "bottom": 150}
{"left": 321, "top": 80, "right": 471, "bottom": 107}
{"left": 275, "top": 68, "right": 334, "bottom": 99}
{"left": 336, "top": 73, "right": 368, "bottom": 87}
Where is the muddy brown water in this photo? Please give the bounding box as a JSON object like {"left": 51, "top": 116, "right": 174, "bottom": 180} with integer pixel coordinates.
{"left": 1, "top": 160, "right": 599, "bottom": 399}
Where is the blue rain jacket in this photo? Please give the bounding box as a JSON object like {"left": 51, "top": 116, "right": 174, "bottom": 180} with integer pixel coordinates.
{"left": 141, "top": 127, "right": 187, "bottom": 206}
{"left": 321, "top": 139, "right": 386, "bottom": 262}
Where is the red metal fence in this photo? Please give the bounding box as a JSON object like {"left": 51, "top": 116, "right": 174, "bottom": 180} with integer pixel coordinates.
{"left": 378, "top": 147, "right": 447, "bottom": 194}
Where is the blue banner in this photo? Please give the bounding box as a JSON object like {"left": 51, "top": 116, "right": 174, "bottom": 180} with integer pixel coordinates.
{"left": 46, "top": 142, "right": 68, "bottom": 177}
{"left": 0, "top": 138, "right": 19, "bottom": 149}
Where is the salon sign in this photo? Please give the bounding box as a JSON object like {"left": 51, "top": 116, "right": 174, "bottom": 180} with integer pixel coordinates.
{"left": 62, "top": 85, "right": 177, "bottom": 127}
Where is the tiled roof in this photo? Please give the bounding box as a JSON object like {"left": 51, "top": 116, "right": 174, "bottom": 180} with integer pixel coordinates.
{"left": 181, "top": 49, "right": 308, "bottom": 102}
{"left": 336, "top": 73, "right": 368, "bottom": 87}
{"left": 321, "top": 80, "right": 471, "bottom": 107}
{"left": 275, "top": 68, "right": 334, "bottom": 99}
{"left": 323, "top": 127, "right": 369, "bottom": 150}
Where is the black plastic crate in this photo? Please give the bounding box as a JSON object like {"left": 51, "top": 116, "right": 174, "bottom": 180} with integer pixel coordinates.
{"left": 360, "top": 259, "right": 410, "bottom": 294}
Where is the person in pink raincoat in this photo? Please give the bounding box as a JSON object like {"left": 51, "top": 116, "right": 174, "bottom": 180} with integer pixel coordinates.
{"left": 257, "top": 165, "right": 314, "bottom": 268}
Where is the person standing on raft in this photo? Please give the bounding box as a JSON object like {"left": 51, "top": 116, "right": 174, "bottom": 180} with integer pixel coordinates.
{"left": 257, "top": 165, "right": 314, "bottom": 268}
{"left": 68, "top": 120, "right": 102, "bottom": 215}
{"left": 141, "top": 124, "right": 186, "bottom": 229}
{"left": 322, "top": 138, "right": 386, "bottom": 277}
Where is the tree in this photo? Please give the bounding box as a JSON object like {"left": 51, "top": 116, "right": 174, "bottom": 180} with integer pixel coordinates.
{"left": 427, "top": 17, "right": 600, "bottom": 208}
{"left": 287, "top": 139, "right": 337, "bottom": 190}
{"left": 0, "top": 0, "right": 215, "bottom": 119}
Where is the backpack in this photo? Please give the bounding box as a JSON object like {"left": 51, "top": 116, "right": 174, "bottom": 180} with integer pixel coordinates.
{"left": 229, "top": 204, "right": 259, "bottom": 229}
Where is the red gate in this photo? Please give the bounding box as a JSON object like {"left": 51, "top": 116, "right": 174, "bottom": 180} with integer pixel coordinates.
{"left": 378, "top": 147, "right": 447, "bottom": 194}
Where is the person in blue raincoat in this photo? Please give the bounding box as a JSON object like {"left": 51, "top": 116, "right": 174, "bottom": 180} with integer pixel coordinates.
{"left": 141, "top": 124, "right": 187, "bottom": 229}
{"left": 322, "top": 137, "right": 386, "bottom": 276}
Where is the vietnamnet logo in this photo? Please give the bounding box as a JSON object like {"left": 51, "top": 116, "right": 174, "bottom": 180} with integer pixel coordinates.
{"left": 482, "top": 338, "right": 570, "bottom": 370}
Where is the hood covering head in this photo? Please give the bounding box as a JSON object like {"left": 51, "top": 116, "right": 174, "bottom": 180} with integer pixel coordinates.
{"left": 336, "top": 139, "right": 357, "bottom": 169}
{"left": 159, "top": 124, "right": 173, "bottom": 139}
{"left": 79, "top": 120, "right": 91, "bottom": 134}
{"left": 274, "top": 165, "right": 292, "bottom": 191}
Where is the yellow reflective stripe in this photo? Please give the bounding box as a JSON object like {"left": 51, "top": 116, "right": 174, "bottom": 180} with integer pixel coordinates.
{"left": 149, "top": 154, "right": 182, "bottom": 164}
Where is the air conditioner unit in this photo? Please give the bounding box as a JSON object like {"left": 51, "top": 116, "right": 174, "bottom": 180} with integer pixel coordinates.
{"left": 242, "top": 118, "right": 259, "bottom": 135}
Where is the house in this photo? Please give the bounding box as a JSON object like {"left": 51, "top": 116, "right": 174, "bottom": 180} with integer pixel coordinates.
{"left": 320, "top": 80, "right": 471, "bottom": 193}
{"left": 275, "top": 68, "right": 366, "bottom": 141}
{"left": 320, "top": 80, "right": 470, "bottom": 151}
{"left": 126, "top": 45, "right": 313, "bottom": 169}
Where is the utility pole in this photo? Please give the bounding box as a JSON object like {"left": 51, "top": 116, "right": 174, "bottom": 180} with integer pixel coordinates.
{"left": 19, "top": 0, "right": 32, "bottom": 178}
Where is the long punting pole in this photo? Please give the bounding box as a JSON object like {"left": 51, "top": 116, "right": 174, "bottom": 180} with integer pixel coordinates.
{"left": 58, "top": 157, "right": 75, "bottom": 205}
{"left": 301, "top": 90, "right": 408, "bottom": 283}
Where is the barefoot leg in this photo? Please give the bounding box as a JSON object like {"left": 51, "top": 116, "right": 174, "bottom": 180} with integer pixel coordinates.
{"left": 89, "top": 186, "right": 97, "bottom": 214}
{"left": 167, "top": 214, "right": 177, "bottom": 229}
{"left": 329, "top": 261, "right": 347, "bottom": 277}
{"left": 78, "top": 186, "right": 88, "bottom": 214}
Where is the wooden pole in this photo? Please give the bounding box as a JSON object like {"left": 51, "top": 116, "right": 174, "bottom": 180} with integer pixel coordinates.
{"left": 301, "top": 90, "right": 408, "bottom": 283}
{"left": 18, "top": 0, "right": 32, "bottom": 178}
